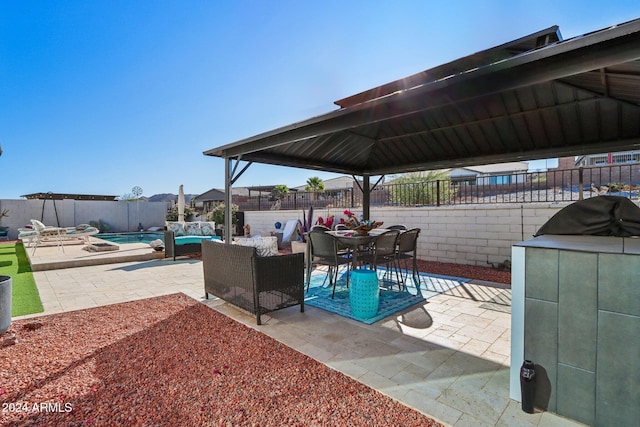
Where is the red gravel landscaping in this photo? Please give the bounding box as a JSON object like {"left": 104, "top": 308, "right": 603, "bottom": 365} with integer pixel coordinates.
{"left": 414, "top": 259, "right": 511, "bottom": 285}
{"left": 1, "top": 294, "right": 443, "bottom": 427}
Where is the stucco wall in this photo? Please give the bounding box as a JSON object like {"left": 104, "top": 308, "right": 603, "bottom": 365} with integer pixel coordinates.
{"left": 0, "top": 199, "right": 169, "bottom": 239}
{"left": 242, "top": 203, "right": 572, "bottom": 266}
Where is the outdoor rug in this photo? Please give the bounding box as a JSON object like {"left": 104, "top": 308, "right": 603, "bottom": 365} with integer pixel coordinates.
{"left": 305, "top": 268, "right": 470, "bottom": 324}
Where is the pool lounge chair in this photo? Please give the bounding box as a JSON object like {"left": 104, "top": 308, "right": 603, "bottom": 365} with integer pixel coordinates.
{"left": 19, "top": 220, "right": 99, "bottom": 254}
{"left": 281, "top": 219, "right": 300, "bottom": 244}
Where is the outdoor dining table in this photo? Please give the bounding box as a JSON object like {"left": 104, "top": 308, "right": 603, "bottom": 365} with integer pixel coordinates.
{"left": 327, "top": 229, "right": 386, "bottom": 270}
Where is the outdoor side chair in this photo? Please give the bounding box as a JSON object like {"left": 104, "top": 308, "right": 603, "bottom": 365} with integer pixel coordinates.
{"left": 395, "top": 228, "right": 421, "bottom": 287}
{"left": 306, "top": 230, "right": 352, "bottom": 298}
{"left": 358, "top": 229, "right": 402, "bottom": 289}
{"left": 387, "top": 224, "right": 407, "bottom": 231}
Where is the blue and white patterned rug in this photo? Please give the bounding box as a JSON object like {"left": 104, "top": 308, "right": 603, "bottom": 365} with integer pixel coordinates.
{"left": 304, "top": 268, "right": 470, "bottom": 324}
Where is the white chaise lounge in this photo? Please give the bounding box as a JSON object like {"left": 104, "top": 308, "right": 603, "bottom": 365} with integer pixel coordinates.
{"left": 18, "top": 219, "right": 99, "bottom": 254}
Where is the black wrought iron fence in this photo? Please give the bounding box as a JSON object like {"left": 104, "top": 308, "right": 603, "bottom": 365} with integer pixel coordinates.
{"left": 234, "top": 190, "right": 355, "bottom": 211}
{"left": 234, "top": 164, "right": 640, "bottom": 211}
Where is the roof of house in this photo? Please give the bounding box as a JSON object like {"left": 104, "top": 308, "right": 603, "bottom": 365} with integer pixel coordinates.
{"left": 452, "top": 162, "right": 530, "bottom": 175}
{"left": 194, "top": 188, "right": 226, "bottom": 201}
{"left": 292, "top": 176, "right": 357, "bottom": 191}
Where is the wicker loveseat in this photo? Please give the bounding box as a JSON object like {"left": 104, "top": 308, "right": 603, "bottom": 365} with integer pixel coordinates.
{"left": 164, "top": 221, "right": 221, "bottom": 260}
{"left": 202, "top": 240, "right": 305, "bottom": 325}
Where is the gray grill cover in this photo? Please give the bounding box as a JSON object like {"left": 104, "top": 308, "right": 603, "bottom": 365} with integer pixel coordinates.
{"left": 535, "top": 196, "right": 640, "bottom": 237}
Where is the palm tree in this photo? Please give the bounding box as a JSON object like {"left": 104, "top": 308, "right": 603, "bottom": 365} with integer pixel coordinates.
{"left": 273, "top": 184, "right": 289, "bottom": 200}
{"left": 305, "top": 177, "right": 324, "bottom": 202}
{"left": 305, "top": 177, "right": 325, "bottom": 192}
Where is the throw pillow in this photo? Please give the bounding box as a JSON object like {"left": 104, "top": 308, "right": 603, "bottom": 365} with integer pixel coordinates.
{"left": 185, "top": 222, "right": 201, "bottom": 236}
{"left": 200, "top": 222, "right": 216, "bottom": 236}
{"left": 166, "top": 221, "right": 186, "bottom": 237}
{"left": 235, "top": 236, "right": 279, "bottom": 257}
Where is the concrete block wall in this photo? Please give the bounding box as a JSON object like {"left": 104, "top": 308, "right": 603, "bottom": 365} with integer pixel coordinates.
{"left": 242, "top": 210, "right": 306, "bottom": 236}
{"left": 0, "top": 199, "right": 169, "bottom": 239}
{"left": 243, "top": 202, "right": 571, "bottom": 267}
{"left": 0, "top": 198, "right": 572, "bottom": 264}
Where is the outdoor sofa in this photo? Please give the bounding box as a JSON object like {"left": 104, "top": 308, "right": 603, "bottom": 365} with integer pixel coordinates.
{"left": 164, "top": 221, "right": 221, "bottom": 260}
{"left": 202, "top": 239, "right": 304, "bottom": 325}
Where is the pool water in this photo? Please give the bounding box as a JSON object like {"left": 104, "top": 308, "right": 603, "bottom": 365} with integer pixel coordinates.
{"left": 96, "top": 232, "right": 164, "bottom": 245}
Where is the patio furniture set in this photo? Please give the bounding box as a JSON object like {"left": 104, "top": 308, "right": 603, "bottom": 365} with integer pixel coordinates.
{"left": 201, "top": 223, "right": 420, "bottom": 325}
{"left": 306, "top": 226, "right": 421, "bottom": 298}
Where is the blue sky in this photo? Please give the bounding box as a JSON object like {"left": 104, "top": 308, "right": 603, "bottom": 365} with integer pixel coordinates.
{"left": 1, "top": 1, "right": 637, "bottom": 199}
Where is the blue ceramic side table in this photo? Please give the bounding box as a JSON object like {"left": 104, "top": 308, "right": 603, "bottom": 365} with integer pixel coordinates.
{"left": 349, "top": 269, "right": 379, "bottom": 319}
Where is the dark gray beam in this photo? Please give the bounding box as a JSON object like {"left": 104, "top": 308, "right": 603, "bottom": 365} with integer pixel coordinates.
{"left": 238, "top": 152, "right": 369, "bottom": 175}
{"left": 369, "top": 138, "right": 640, "bottom": 175}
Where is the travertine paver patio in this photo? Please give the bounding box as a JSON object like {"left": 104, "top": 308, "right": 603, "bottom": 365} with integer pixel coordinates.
{"left": 14, "top": 243, "right": 585, "bottom": 427}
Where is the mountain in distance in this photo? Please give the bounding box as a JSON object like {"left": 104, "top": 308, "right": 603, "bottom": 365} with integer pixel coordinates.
{"left": 145, "top": 193, "right": 197, "bottom": 203}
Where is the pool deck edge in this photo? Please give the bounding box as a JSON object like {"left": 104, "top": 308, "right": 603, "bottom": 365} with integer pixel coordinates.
{"left": 26, "top": 239, "right": 166, "bottom": 271}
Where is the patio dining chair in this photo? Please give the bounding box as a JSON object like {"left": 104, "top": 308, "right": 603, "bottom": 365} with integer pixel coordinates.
{"left": 358, "top": 229, "right": 402, "bottom": 289}
{"left": 387, "top": 224, "right": 407, "bottom": 230}
{"left": 306, "top": 230, "right": 352, "bottom": 298}
{"left": 395, "top": 228, "right": 421, "bottom": 287}
{"left": 310, "top": 225, "right": 330, "bottom": 231}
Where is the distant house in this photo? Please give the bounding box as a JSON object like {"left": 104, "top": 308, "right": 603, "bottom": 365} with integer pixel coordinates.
{"left": 231, "top": 186, "right": 276, "bottom": 198}
{"left": 449, "top": 162, "right": 529, "bottom": 185}
{"left": 556, "top": 152, "right": 640, "bottom": 189}
{"left": 575, "top": 151, "right": 640, "bottom": 166}
{"left": 292, "top": 176, "right": 356, "bottom": 192}
{"left": 292, "top": 176, "right": 364, "bottom": 205}
{"left": 193, "top": 188, "right": 226, "bottom": 212}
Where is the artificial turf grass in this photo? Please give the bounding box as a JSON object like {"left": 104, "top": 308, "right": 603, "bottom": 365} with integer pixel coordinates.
{"left": 0, "top": 242, "right": 44, "bottom": 317}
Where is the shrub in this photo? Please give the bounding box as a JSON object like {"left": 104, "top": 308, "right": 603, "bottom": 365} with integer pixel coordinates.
{"left": 208, "top": 203, "right": 238, "bottom": 225}
{"left": 89, "top": 220, "right": 112, "bottom": 233}
{"left": 389, "top": 170, "right": 454, "bottom": 205}
{"left": 166, "top": 205, "right": 194, "bottom": 221}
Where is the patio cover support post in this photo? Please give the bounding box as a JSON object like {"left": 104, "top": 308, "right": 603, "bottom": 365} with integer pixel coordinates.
{"left": 362, "top": 174, "right": 370, "bottom": 220}
{"left": 223, "top": 157, "right": 253, "bottom": 243}
{"left": 352, "top": 174, "right": 384, "bottom": 220}
{"left": 579, "top": 167, "right": 584, "bottom": 200}
{"left": 224, "top": 158, "right": 232, "bottom": 243}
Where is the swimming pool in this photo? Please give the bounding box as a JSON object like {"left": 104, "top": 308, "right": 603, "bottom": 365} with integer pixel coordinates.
{"left": 96, "top": 232, "right": 164, "bottom": 245}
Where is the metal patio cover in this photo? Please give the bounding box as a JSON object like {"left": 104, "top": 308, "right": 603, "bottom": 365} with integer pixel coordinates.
{"left": 204, "top": 18, "right": 640, "bottom": 176}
